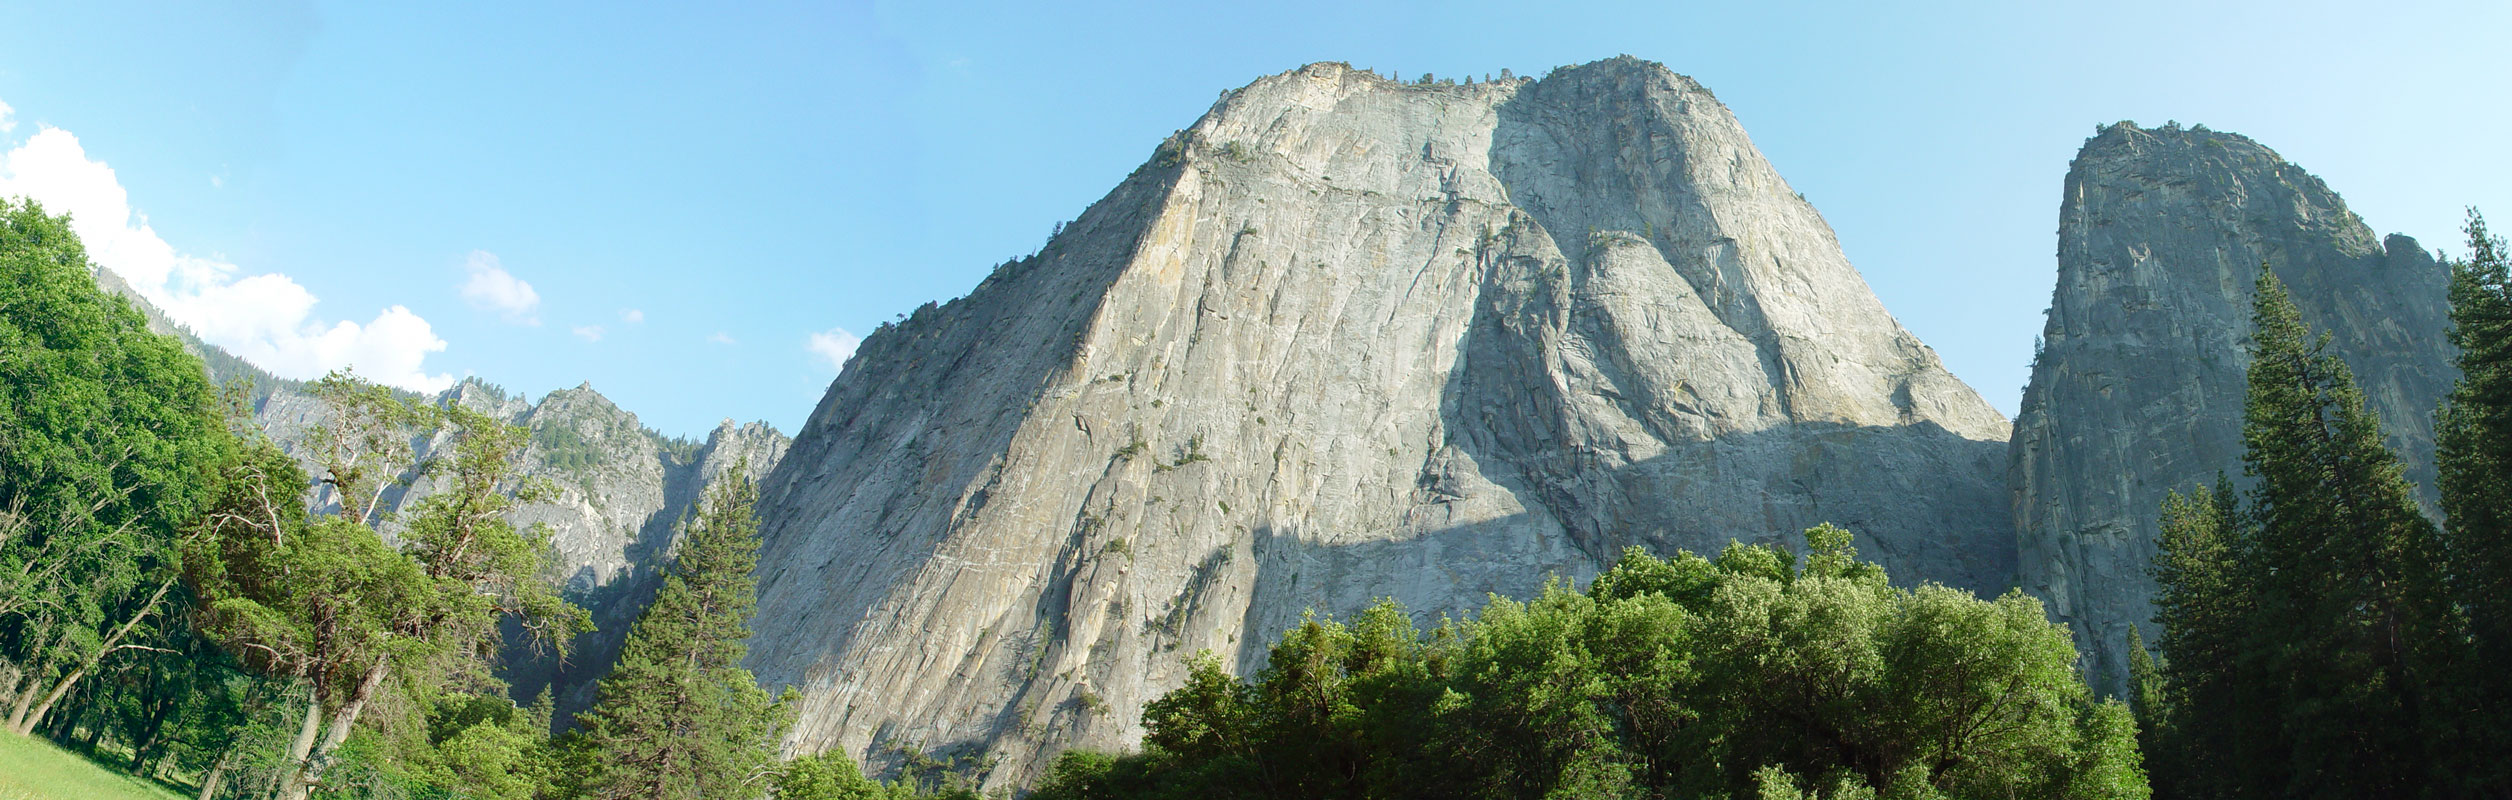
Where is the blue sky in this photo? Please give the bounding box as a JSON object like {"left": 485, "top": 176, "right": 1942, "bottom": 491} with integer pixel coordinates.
{"left": 1, "top": 1, "right": 2504, "bottom": 436}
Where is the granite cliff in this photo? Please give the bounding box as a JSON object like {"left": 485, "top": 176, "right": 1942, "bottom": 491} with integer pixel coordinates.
{"left": 2010, "top": 121, "right": 2455, "bottom": 690}
{"left": 748, "top": 57, "right": 2014, "bottom": 786}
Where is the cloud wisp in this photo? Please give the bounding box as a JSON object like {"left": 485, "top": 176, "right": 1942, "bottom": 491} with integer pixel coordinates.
{"left": 572, "top": 324, "right": 604, "bottom": 342}
{"left": 460, "top": 251, "right": 541, "bottom": 325}
{"left": 0, "top": 118, "right": 453, "bottom": 391}
{"left": 807, "top": 327, "right": 861, "bottom": 373}
{"left": 620, "top": 308, "right": 644, "bottom": 324}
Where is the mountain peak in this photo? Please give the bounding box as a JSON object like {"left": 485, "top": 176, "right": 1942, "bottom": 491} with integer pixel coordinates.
{"left": 2015, "top": 122, "right": 2455, "bottom": 690}
{"left": 750, "top": 56, "right": 2012, "bottom": 788}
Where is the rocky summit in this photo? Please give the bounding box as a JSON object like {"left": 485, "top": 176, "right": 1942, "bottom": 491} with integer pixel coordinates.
{"left": 91, "top": 277, "right": 789, "bottom": 725}
{"left": 2009, "top": 121, "right": 2455, "bottom": 691}
{"left": 747, "top": 57, "right": 2013, "bottom": 786}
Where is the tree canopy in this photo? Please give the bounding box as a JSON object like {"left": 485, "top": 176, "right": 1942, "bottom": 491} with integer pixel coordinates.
{"left": 2142, "top": 262, "right": 2483, "bottom": 799}
{"left": 572, "top": 467, "right": 787, "bottom": 800}
{"left": 0, "top": 197, "right": 232, "bottom": 736}
{"left": 1034, "top": 525, "right": 2147, "bottom": 800}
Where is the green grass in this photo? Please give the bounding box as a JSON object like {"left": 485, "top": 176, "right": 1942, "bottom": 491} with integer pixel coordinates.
{"left": 0, "top": 734, "right": 186, "bottom": 800}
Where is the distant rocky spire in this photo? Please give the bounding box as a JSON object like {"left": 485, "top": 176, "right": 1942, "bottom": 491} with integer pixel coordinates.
{"left": 2010, "top": 121, "right": 2453, "bottom": 691}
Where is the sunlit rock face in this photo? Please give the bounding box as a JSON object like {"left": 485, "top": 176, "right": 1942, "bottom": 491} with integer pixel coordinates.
{"left": 2010, "top": 121, "right": 2453, "bottom": 692}
{"left": 747, "top": 57, "right": 2012, "bottom": 787}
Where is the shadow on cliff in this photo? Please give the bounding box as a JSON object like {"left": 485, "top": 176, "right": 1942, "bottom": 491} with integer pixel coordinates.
{"left": 1227, "top": 414, "right": 2014, "bottom": 671}
{"left": 498, "top": 458, "right": 714, "bottom": 729}
{"left": 1221, "top": 113, "right": 2022, "bottom": 661}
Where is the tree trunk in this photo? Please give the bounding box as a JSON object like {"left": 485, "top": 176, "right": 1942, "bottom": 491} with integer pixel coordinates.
{"left": 15, "top": 664, "right": 87, "bottom": 736}
{"left": 4, "top": 665, "right": 40, "bottom": 734}
{"left": 0, "top": 668, "right": 23, "bottom": 729}
{"left": 77, "top": 707, "right": 102, "bottom": 750}
{"left": 195, "top": 742, "right": 236, "bottom": 800}
{"left": 130, "top": 691, "right": 174, "bottom": 772}
{"left": 12, "top": 574, "right": 176, "bottom": 735}
{"left": 278, "top": 659, "right": 386, "bottom": 800}
{"left": 0, "top": 663, "right": 21, "bottom": 711}
{"left": 274, "top": 698, "right": 326, "bottom": 800}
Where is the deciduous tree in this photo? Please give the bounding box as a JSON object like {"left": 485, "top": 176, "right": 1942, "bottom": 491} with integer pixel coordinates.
{"left": 0, "top": 197, "right": 230, "bottom": 737}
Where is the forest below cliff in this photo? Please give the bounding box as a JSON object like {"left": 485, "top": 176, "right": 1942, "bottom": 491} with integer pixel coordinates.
{"left": 6, "top": 181, "right": 2512, "bottom": 800}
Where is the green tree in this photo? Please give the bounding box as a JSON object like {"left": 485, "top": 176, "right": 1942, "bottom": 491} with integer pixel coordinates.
{"left": 83, "top": 586, "right": 250, "bottom": 780}
{"left": 2235, "top": 266, "right": 2451, "bottom": 798}
{"left": 188, "top": 373, "right": 587, "bottom": 800}
{"left": 0, "top": 198, "right": 233, "bottom": 738}
{"left": 776, "top": 749, "right": 903, "bottom": 800}
{"left": 572, "top": 468, "right": 787, "bottom": 800}
{"left": 1053, "top": 525, "right": 2146, "bottom": 800}
{"left": 2144, "top": 477, "right": 2261, "bottom": 799}
{"left": 2121, "top": 625, "right": 2162, "bottom": 760}
{"left": 2433, "top": 209, "right": 2512, "bottom": 794}
{"left": 318, "top": 688, "right": 562, "bottom": 800}
{"left": 2149, "top": 266, "right": 2461, "bottom": 799}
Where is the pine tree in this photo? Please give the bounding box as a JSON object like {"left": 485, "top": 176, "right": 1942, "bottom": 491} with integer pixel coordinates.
{"left": 2434, "top": 208, "right": 2512, "bottom": 793}
{"left": 2146, "top": 478, "right": 2251, "bottom": 799}
{"left": 573, "top": 468, "right": 787, "bottom": 800}
{"left": 2236, "top": 266, "right": 2449, "bottom": 798}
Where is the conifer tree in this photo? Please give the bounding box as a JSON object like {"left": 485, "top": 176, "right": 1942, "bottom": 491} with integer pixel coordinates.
{"left": 2434, "top": 208, "right": 2512, "bottom": 793}
{"left": 2146, "top": 478, "right": 2251, "bottom": 799}
{"left": 2234, "top": 266, "right": 2449, "bottom": 798}
{"left": 573, "top": 468, "right": 787, "bottom": 800}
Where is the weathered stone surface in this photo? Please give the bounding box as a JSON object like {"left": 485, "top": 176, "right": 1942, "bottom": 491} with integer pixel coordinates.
{"left": 2010, "top": 121, "right": 2455, "bottom": 691}
{"left": 749, "top": 57, "right": 2012, "bottom": 787}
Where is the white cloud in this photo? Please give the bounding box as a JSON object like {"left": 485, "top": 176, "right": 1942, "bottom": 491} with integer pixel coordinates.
{"left": 571, "top": 324, "right": 604, "bottom": 342}
{"left": 619, "top": 308, "right": 644, "bottom": 324}
{"left": 708, "top": 331, "right": 737, "bottom": 345}
{"left": 459, "top": 251, "right": 539, "bottom": 324}
{"left": 0, "top": 99, "right": 14, "bottom": 134}
{"left": 0, "top": 123, "right": 453, "bottom": 392}
{"left": 806, "top": 327, "right": 861, "bottom": 373}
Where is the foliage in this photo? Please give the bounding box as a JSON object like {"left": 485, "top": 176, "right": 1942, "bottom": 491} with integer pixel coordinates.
{"left": 571, "top": 469, "right": 787, "bottom": 800}
{"left": 773, "top": 750, "right": 932, "bottom": 800}
{"left": 302, "top": 688, "right": 561, "bottom": 800}
{"left": 2435, "top": 209, "right": 2512, "bottom": 794}
{"left": 186, "top": 372, "right": 587, "bottom": 800}
{"left": 1032, "top": 525, "right": 2146, "bottom": 800}
{"left": 2143, "top": 265, "right": 2466, "bottom": 798}
{"left": 0, "top": 197, "right": 233, "bottom": 736}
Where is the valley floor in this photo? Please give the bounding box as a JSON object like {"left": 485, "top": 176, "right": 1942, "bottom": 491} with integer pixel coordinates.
{"left": 0, "top": 735, "right": 187, "bottom": 800}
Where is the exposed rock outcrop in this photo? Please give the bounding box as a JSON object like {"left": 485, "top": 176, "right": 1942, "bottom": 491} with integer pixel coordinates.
{"left": 2010, "top": 121, "right": 2455, "bottom": 691}
{"left": 89, "top": 274, "right": 788, "bottom": 723}
{"left": 748, "top": 57, "right": 2012, "bottom": 787}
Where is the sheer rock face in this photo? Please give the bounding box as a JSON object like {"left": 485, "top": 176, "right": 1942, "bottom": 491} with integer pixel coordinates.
{"left": 2010, "top": 122, "right": 2454, "bottom": 691}
{"left": 749, "top": 57, "right": 2012, "bottom": 786}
